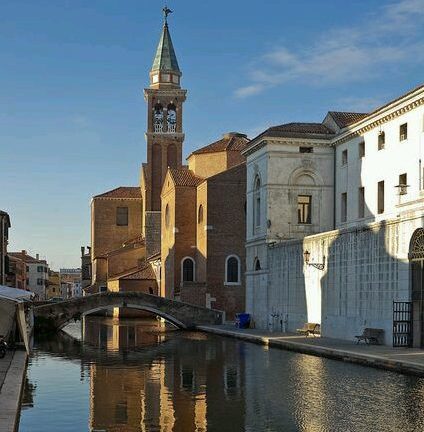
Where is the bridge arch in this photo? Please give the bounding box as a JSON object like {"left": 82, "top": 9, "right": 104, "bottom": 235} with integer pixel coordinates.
{"left": 34, "top": 292, "right": 223, "bottom": 332}
{"left": 78, "top": 304, "right": 187, "bottom": 329}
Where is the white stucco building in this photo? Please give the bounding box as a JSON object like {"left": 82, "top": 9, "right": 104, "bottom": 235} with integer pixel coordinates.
{"left": 244, "top": 83, "right": 424, "bottom": 347}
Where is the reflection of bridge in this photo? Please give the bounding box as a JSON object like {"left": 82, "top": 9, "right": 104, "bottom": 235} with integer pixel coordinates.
{"left": 34, "top": 292, "right": 224, "bottom": 331}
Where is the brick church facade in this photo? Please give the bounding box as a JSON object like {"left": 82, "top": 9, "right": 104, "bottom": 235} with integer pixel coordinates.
{"left": 89, "top": 12, "right": 247, "bottom": 319}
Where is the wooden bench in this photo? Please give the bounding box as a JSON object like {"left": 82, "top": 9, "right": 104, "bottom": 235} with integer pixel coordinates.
{"left": 355, "top": 328, "right": 384, "bottom": 345}
{"left": 296, "top": 323, "right": 321, "bottom": 337}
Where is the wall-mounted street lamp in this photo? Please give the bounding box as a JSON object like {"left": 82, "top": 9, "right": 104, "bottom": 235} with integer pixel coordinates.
{"left": 303, "top": 250, "right": 326, "bottom": 271}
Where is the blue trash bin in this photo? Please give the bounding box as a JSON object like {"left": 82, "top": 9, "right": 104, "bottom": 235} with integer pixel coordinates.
{"left": 235, "top": 313, "right": 251, "bottom": 329}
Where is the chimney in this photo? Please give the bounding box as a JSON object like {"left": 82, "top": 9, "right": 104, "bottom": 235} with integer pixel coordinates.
{"left": 36, "top": 253, "right": 39, "bottom": 260}
{"left": 81, "top": 246, "right": 85, "bottom": 257}
{"left": 21, "top": 250, "right": 26, "bottom": 256}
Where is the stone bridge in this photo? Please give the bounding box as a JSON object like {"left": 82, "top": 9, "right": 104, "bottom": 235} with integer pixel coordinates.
{"left": 34, "top": 292, "right": 224, "bottom": 331}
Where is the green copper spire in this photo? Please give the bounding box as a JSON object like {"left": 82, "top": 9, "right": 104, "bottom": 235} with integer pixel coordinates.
{"left": 151, "top": 20, "right": 181, "bottom": 74}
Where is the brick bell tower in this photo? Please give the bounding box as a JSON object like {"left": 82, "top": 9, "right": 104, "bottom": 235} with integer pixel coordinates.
{"left": 141, "top": 7, "right": 186, "bottom": 250}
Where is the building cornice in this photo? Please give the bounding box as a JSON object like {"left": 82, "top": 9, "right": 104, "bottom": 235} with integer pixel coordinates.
{"left": 243, "top": 137, "right": 333, "bottom": 158}
{"left": 333, "top": 95, "right": 424, "bottom": 145}
{"left": 144, "top": 88, "right": 187, "bottom": 99}
{"left": 145, "top": 132, "right": 185, "bottom": 141}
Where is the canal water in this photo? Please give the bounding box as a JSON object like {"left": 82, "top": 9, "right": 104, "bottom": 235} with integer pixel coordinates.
{"left": 19, "top": 316, "right": 424, "bottom": 432}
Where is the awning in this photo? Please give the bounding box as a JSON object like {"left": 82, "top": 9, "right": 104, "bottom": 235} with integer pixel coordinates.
{"left": 0, "top": 285, "right": 35, "bottom": 302}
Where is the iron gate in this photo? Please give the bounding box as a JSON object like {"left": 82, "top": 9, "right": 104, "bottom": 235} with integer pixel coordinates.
{"left": 393, "top": 301, "right": 412, "bottom": 347}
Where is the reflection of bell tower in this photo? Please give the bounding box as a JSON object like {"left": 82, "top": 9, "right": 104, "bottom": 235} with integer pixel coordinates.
{"left": 142, "top": 9, "right": 186, "bottom": 219}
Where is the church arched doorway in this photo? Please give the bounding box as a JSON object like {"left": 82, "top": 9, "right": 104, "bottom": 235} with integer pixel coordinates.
{"left": 410, "top": 228, "right": 424, "bottom": 348}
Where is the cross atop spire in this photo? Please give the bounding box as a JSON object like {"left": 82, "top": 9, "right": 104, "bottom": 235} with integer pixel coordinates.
{"left": 163, "top": 6, "right": 173, "bottom": 23}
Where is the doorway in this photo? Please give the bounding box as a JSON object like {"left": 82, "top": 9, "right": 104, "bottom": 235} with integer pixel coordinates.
{"left": 409, "top": 228, "right": 424, "bottom": 348}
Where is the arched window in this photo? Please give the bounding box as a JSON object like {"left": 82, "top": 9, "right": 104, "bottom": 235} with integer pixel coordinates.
{"left": 182, "top": 257, "right": 195, "bottom": 282}
{"left": 165, "top": 204, "right": 170, "bottom": 228}
{"left": 253, "top": 175, "right": 261, "bottom": 231}
{"left": 198, "top": 205, "right": 203, "bottom": 224}
{"left": 254, "top": 257, "right": 261, "bottom": 271}
{"left": 153, "top": 103, "right": 163, "bottom": 132}
{"left": 167, "top": 103, "right": 177, "bottom": 133}
{"left": 225, "top": 255, "right": 240, "bottom": 284}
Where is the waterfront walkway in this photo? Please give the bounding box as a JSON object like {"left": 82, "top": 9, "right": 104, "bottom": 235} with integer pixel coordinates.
{"left": 198, "top": 324, "right": 424, "bottom": 377}
{"left": 0, "top": 350, "right": 27, "bottom": 432}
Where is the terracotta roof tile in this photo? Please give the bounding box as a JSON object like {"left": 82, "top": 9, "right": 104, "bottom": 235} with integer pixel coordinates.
{"left": 94, "top": 187, "right": 141, "bottom": 199}
{"left": 111, "top": 264, "right": 156, "bottom": 281}
{"left": 191, "top": 133, "right": 249, "bottom": 156}
{"left": 123, "top": 235, "right": 145, "bottom": 247}
{"left": 369, "top": 83, "right": 424, "bottom": 117}
{"left": 123, "top": 265, "right": 156, "bottom": 280}
{"left": 169, "top": 168, "right": 204, "bottom": 187}
{"left": 249, "top": 123, "right": 335, "bottom": 144}
{"left": 9, "top": 252, "right": 46, "bottom": 263}
{"left": 328, "top": 112, "right": 369, "bottom": 128}
{"left": 330, "top": 83, "right": 424, "bottom": 128}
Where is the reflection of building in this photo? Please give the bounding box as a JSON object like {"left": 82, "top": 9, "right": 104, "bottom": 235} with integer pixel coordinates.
{"left": 84, "top": 317, "right": 245, "bottom": 431}
{"left": 245, "top": 84, "right": 424, "bottom": 346}
{"left": 88, "top": 10, "right": 246, "bottom": 319}
{"left": 9, "top": 250, "right": 49, "bottom": 300}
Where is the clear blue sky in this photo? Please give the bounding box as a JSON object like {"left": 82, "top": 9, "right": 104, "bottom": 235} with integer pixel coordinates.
{"left": 1, "top": 0, "right": 423, "bottom": 269}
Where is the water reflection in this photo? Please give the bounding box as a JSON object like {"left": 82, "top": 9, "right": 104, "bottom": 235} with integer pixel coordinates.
{"left": 19, "top": 316, "right": 424, "bottom": 432}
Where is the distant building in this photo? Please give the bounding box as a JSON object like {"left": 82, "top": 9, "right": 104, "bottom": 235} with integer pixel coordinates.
{"left": 80, "top": 246, "right": 92, "bottom": 293}
{"left": 8, "top": 251, "right": 49, "bottom": 300}
{"left": 46, "top": 270, "right": 61, "bottom": 300}
{"left": 6, "top": 254, "right": 27, "bottom": 291}
{"left": 60, "top": 268, "right": 82, "bottom": 299}
{"left": 0, "top": 210, "right": 11, "bottom": 285}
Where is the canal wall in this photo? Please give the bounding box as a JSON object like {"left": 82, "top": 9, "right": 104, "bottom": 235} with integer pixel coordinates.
{"left": 198, "top": 325, "right": 424, "bottom": 377}
{"left": 247, "top": 216, "right": 417, "bottom": 345}
{"left": 0, "top": 350, "right": 27, "bottom": 432}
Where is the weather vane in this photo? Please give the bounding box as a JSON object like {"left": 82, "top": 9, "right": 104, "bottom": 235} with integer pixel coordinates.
{"left": 163, "top": 5, "right": 173, "bottom": 23}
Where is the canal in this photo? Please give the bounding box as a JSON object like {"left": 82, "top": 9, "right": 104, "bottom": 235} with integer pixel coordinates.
{"left": 19, "top": 316, "right": 424, "bottom": 432}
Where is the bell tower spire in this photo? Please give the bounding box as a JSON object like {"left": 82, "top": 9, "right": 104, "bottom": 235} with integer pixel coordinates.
{"left": 141, "top": 7, "right": 187, "bottom": 241}
{"left": 150, "top": 6, "right": 182, "bottom": 89}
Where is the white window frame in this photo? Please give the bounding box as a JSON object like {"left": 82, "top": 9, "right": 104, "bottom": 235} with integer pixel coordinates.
{"left": 181, "top": 257, "right": 195, "bottom": 283}
{"left": 224, "top": 255, "right": 241, "bottom": 286}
